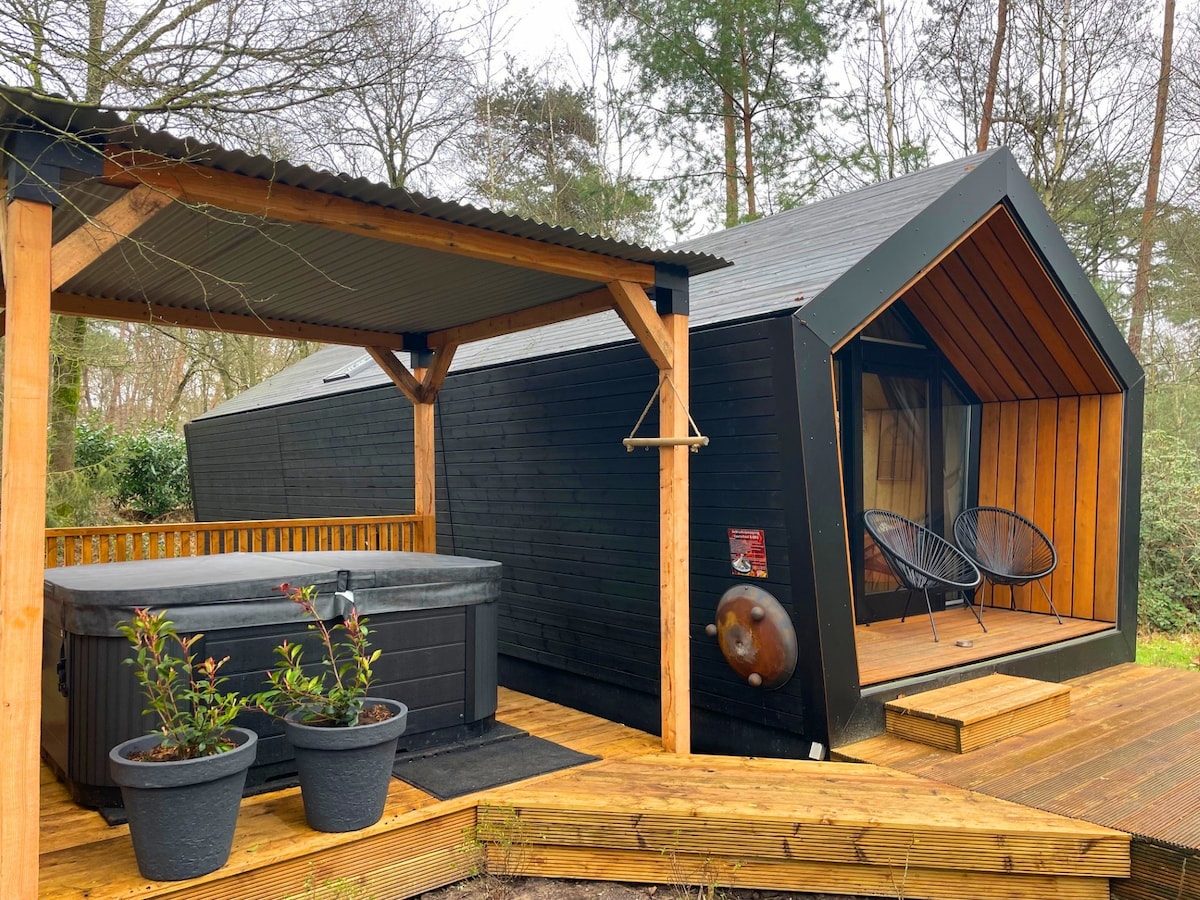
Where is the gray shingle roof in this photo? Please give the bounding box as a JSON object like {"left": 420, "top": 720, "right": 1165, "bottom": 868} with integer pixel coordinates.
{"left": 196, "top": 151, "right": 998, "bottom": 420}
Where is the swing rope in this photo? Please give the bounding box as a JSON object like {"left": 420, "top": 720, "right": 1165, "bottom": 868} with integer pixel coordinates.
{"left": 622, "top": 376, "right": 710, "bottom": 452}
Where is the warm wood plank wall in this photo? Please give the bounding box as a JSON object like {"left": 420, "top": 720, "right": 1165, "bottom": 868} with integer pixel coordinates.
{"left": 883, "top": 204, "right": 1125, "bottom": 626}
{"left": 976, "top": 393, "right": 1122, "bottom": 621}
{"left": 901, "top": 208, "right": 1120, "bottom": 405}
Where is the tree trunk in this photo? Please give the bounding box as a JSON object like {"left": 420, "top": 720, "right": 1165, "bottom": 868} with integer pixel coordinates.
{"left": 878, "top": 0, "right": 897, "bottom": 179}
{"left": 1044, "top": 0, "right": 1073, "bottom": 211}
{"left": 85, "top": 0, "right": 107, "bottom": 103}
{"left": 1128, "top": 0, "right": 1175, "bottom": 361}
{"left": 49, "top": 316, "right": 86, "bottom": 473}
{"left": 738, "top": 29, "right": 756, "bottom": 220}
{"left": 723, "top": 90, "right": 739, "bottom": 228}
{"left": 741, "top": 87, "right": 756, "bottom": 219}
{"left": 48, "top": 0, "right": 108, "bottom": 472}
{"left": 977, "top": 0, "right": 1009, "bottom": 152}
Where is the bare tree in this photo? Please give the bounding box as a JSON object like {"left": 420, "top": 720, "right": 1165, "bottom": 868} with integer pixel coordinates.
{"left": 813, "top": 0, "right": 932, "bottom": 193}
{"left": 0, "top": 0, "right": 380, "bottom": 127}
{"left": 296, "top": 0, "right": 475, "bottom": 192}
{"left": 919, "top": 0, "right": 1154, "bottom": 186}
{"left": 0, "top": 0, "right": 381, "bottom": 472}
{"left": 976, "top": 0, "right": 1008, "bottom": 151}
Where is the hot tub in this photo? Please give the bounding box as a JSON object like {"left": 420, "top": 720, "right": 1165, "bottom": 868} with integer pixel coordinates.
{"left": 42, "top": 550, "right": 501, "bottom": 808}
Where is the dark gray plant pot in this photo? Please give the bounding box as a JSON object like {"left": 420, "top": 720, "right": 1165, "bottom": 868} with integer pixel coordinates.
{"left": 283, "top": 698, "right": 408, "bottom": 833}
{"left": 109, "top": 728, "right": 257, "bottom": 881}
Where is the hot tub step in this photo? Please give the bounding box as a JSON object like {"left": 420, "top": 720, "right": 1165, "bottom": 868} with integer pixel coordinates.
{"left": 885, "top": 673, "right": 1070, "bottom": 753}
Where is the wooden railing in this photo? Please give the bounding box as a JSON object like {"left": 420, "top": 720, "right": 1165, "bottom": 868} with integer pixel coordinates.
{"left": 44, "top": 514, "right": 434, "bottom": 569}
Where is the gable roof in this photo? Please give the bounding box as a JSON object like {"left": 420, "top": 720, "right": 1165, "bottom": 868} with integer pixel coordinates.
{"left": 198, "top": 151, "right": 1005, "bottom": 419}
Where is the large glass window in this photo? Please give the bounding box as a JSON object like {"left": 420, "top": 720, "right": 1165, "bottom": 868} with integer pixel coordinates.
{"left": 861, "top": 372, "right": 929, "bottom": 595}
{"left": 838, "top": 305, "right": 979, "bottom": 623}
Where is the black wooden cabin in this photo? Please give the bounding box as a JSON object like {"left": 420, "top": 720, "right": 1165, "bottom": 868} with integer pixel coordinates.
{"left": 187, "top": 149, "right": 1143, "bottom": 754}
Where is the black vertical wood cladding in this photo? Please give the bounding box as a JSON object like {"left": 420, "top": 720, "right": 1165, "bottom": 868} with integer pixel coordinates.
{"left": 188, "top": 390, "right": 419, "bottom": 520}
{"left": 188, "top": 317, "right": 820, "bottom": 756}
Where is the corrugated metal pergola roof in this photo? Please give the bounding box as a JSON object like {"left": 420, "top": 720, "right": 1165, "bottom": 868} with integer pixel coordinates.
{"left": 0, "top": 86, "right": 727, "bottom": 345}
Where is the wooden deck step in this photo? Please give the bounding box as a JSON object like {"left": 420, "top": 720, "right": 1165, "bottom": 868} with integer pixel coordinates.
{"left": 885, "top": 673, "right": 1071, "bottom": 753}
{"left": 480, "top": 753, "right": 1127, "bottom": 900}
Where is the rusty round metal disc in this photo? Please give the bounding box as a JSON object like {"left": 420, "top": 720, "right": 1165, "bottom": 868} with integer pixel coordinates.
{"left": 709, "top": 585, "right": 797, "bottom": 690}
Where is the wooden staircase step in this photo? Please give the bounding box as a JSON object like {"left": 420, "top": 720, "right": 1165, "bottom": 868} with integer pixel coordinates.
{"left": 885, "top": 673, "right": 1071, "bottom": 753}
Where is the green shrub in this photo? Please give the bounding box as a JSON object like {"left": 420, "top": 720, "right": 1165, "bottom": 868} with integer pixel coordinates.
{"left": 116, "top": 428, "right": 191, "bottom": 519}
{"left": 75, "top": 419, "right": 121, "bottom": 470}
{"left": 46, "top": 420, "right": 123, "bottom": 527}
{"left": 1138, "top": 430, "right": 1200, "bottom": 633}
{"left": 46, "top": 467, "right": 120, "bottom": 527}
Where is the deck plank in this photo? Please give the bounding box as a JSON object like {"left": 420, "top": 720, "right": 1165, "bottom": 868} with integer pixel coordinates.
{"left": 479, "top": 755, "right": 1124, "bottom": 900}
{"left": 837, "top": 664, "right": 1200, "bottom": 900}
{"left": 41, "top": 688, "right": 1125, "bottom": 900}
{"left": 856, "top": 606, "right": 1115, "bottom": 685}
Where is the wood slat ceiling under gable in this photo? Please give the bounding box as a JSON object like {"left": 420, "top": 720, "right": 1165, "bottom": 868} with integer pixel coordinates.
{"left": 893, "top": 206, "right": 1121, "bottom": 400}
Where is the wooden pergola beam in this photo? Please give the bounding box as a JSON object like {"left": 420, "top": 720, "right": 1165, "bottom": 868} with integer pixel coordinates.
{"left": 0, "top": 195, "right": 54, "bottom": 900}
{"left": 366, "top": 344, "right": 458, "bottom": 405}
{"left": 607, "top": 280, "right": 673, "bottom": 370}
{"left": 412, "top": 363, "right": 436, "bottom": 552}
{"left": 5, "top": 290, "right": 409, "bottom": 349}
{"left": 427, "top": 287, "right": 614, "bottom": 350}
{"left": 367, "top": 346, "right": 424, "bottom": 404}
{"left": 418, "top": 343, "right": 457, "bottom": 403}
{"left": 658, "top": 312, "right": 691, "bottom": 755}
{"left": 103, "top": 154, "right": 657, "bottom": 287}
{"left": 51, "top": 184, "right": 178, "bottom": 289}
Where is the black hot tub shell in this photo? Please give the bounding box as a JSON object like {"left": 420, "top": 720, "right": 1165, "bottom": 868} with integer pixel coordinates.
{"left": 42, "top": 550, "right": 501, "bottom": 808}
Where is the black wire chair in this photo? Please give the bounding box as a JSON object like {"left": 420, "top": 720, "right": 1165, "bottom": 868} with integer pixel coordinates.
{"left": 953, "top": 506, "right": 1063, "bottom": 625}
{"left": 863, "top": 509, "right": 984, "bottom": 643}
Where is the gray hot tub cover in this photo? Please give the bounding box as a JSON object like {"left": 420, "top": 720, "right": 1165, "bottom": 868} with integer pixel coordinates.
{"left": 44, "top": 550, "right": 501, "bottom": 637}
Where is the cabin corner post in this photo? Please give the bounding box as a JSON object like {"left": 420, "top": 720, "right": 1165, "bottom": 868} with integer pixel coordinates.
{"left": 0, "top": 195, "right": 54, "bottom": 900}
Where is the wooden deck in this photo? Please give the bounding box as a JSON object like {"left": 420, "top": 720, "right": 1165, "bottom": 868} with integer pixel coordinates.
{"left": 40, "top": 688, "right": 1127, "bottom": 900}
{"left": 856, "top": 605, "right": 1114, "bottom": 685}
{"left": 835, "top": 664, "right": 1200, "bottom": 900}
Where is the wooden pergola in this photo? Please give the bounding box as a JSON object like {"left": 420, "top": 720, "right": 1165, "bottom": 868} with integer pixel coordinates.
{"left": 0, "top": 87, "right": 726, "bottom": 899}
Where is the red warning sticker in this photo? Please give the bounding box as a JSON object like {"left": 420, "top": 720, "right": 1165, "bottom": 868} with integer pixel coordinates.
{"left": 728, "top": 528, "right": 768, "bottom": 578}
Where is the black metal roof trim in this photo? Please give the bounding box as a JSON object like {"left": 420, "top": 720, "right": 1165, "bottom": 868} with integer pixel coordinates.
{"left": 785, "top": 149, "right": 1010, "bottom": 348}
{"left": 0, "top": 85, "right": 728, "bottom": 277}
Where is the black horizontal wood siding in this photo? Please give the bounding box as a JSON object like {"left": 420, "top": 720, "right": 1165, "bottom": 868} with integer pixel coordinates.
{"left": 187, "top": 315, "right": 822, "bottom": 756}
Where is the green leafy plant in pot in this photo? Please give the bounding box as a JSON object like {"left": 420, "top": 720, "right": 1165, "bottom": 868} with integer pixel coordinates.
{"left": 253, "top": 582, "right": 408, "bottom": 833}
{"left": 108, "top": 608, "right": 257, "bottom": 881}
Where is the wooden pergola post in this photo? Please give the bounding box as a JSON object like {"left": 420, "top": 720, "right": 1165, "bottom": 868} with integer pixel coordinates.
{"left": 659, "top": 311, "right": 691, "bottom": 754}
{"left": 412, "top": 355, "right": 436, "bottom": 553}
{"left": 608, "top": 276, "right": 692, "bottom": 754}
{"left": 0, "top": 194, "right": 54, "bottom": 900}
{"left": 366, "top": 345, "right": 457, "bottom": 555}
